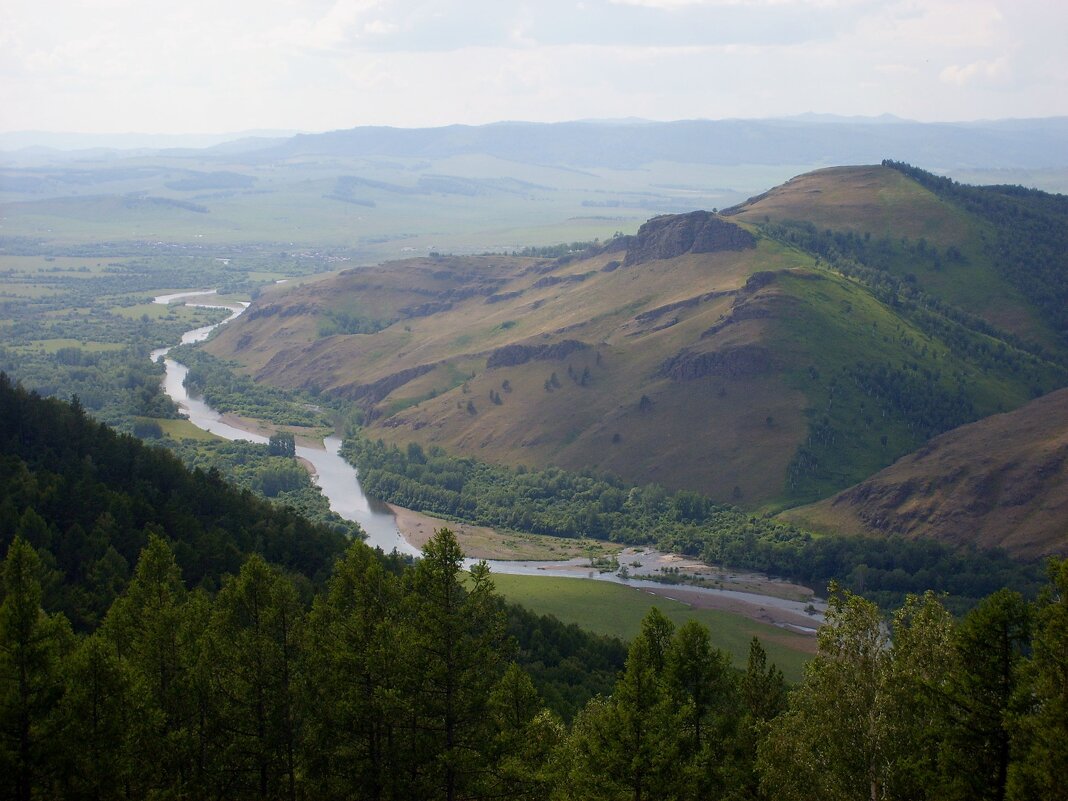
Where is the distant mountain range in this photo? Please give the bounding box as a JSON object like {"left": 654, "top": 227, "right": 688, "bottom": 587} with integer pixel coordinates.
{"left": 4, "top": 117, "right": 1068, "bottom": 171}
{"left": 238, "top": 117, "right": 1068, "bottom": 171}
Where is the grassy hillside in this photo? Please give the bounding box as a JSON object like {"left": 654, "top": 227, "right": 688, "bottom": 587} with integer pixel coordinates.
{"left": 783, "top": 387, "right": 1068, "bottom": 559}
{"left": 727, "top": 163, "right": 1063, "bottom": 349}
{"left": 204, "top": 165, "right": 1068, "bottom": 510}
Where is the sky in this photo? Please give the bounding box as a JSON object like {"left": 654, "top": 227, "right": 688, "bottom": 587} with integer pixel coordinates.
{"left": 1, "top": 0, "right": 1066, "bottom": 135}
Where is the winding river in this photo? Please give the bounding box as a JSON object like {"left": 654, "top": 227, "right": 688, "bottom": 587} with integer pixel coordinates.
{"left": 152, "top": 290, "right": 824, "bottom": 627}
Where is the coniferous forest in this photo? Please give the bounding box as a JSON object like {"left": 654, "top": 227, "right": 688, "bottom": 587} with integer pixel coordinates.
{"left": 1, "top": 375, "right": 1067, "bottom": 800}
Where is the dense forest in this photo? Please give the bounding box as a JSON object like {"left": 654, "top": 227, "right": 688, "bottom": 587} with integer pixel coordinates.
{"left": 1, "top": 375, "right": 1067, "bottom": 800}
{"left": 343, "top": 437, "right": 1043, "bottom": 610}
{"left": 0, "top": 373, "right": 350, "bottom": 629}
{"left": 2, "top": 527, "right": 1066, "bottom": 800}
{"left": 154, "top": 438, "right": 361, "bottom": 539}
{"left": 882, "top": 160, "right": 1068, "bottom": 338}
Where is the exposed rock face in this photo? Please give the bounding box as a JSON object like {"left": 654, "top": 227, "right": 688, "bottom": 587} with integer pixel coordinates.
{"left": 660, "top": 345, "right": 773, "bottom": 380}
{"left": 623, "top": 211, "right": 756, "bottom": 267}
{"left": 338, "top": 364, "right": 437, "bottom": 407}
{"left": 532, "top": 272, "right": 596, "bottom": 289}
{"left": 398, "top": 300, "right": 453, "bottom": 317}
{"left": 635, "top": 290, "right": 735, "bottom": 325}
{"left": 699, "top": 270, "right": 807, "bottom": 339}
{"left": 246, "top": 302, "right": 321, "bottom": 321}
{"left": 486, "top": 339, "right": 590, "bottom": 369}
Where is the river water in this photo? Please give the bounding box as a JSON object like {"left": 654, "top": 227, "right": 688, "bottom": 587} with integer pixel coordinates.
{"left": 152, "top": 290, "right": 824, "bottom": 624}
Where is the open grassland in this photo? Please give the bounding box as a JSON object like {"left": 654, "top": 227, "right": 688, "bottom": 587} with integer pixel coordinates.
{"left": 109, "top": 301, "right": 233, "bottom": 322}
{"left": 0, "top": 255, "right": 117, "bottom": 276}
{"left": 0, "top": 155, "right": 800, "bottom": 258}
{"left": 490, "top": 574, "right": 811, "bottom": 682}
{"left": 0, "top": 283, "right": 63, "bottom": 297}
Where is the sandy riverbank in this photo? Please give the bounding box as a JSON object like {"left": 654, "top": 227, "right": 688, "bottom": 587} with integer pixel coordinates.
{"left": 217, "top": 412, "right": 329, "bottom": 449}
{"left": 389, "top": 505, "right": 619, "bottom": 561}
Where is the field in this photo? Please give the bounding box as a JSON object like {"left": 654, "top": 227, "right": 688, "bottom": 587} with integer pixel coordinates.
{"left": 0, "top": 154, "right": 811, "bottom": 258}
{"left": 490, "top": 573, "right": 813, "bottom": 682}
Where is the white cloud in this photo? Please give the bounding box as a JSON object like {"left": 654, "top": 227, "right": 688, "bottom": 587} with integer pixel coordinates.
{"left": 0, "top": 0, "right": 1066, "bottom": 133}
{"left": 858, "top": 0, "right": 1004, "bottom": 49}
{"left": 940, "top": 56, "right": 1010, "bottom": 86}
{"left": 874, "top": 63, "right": 919, "bottom": 76}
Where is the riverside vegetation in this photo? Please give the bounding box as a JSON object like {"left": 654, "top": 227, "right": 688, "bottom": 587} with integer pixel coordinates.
{"left": 344, "top": 436, "right": 1042, "bottom": 612}
{"left": 2, "top": 382, "right": 1066, "bottom": 801}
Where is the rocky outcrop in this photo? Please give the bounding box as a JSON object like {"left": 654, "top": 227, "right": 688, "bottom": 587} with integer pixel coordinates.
{"left": 398, "top": 300, "right": 453, "bottom": 317}
{"left": 634, "top": 290, "right": 735, "bottom": 325}
{"left": 659, "top": 345, "right": 773, "bottom": 381}
{"left": 699, "top": 271, "right": 808, "bottom": 339}
{"left": 338, "top": 364, "right": 437, "bottom": 407}
{"left": 623, "top": 211, "right": 755, "bottom": 267}
{"left": 486, "top": 339, "right": 590, "bottom": 369}
{"left": 532, "top": 272, "right": 596, "bottom": 290}
{"left": 246, "top": 302, "right": 320, "bottom": 320}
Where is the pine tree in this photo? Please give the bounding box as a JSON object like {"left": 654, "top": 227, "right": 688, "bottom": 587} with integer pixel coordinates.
{"left": 101, "top": 534, "right": 197, "bottom": 796}
{"left": 943, "top": 589, "right": 1030, "bottom": 801}
{"left": 0, "top": 538, "right": 73, "bottom": 801}
{"left": 487, "top": 663, "right": 561, "bottom": 800}
{"left": 1009, "top": 558, "right": 1068, "bottom": 801}
{"left": 201, "top": 554, "right": 305, "bottom": 801}
{"left": 303, "top": 542, "right": 403, "bottom": 800}
{"left": 568, "top": 608, "right": 679, "bottom": 801}
{"left": 402, "top": 528, "right": 508, "bottom": 801}
{"left": 53, "top": 634, "right": 136, "bottom": 800}
{"left": 663, "top": 619, "right": 736, "bottom": 799}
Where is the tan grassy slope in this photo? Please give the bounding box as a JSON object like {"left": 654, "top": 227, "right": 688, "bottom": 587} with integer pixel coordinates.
{"left": 782, "top": 388, "right": 1068, "bottom": 559}
{"left": 205, "top": 166, "right": 1064, "bottom": 510}
{"left": 208, "top": 215, "right": 819, "bottom": 503}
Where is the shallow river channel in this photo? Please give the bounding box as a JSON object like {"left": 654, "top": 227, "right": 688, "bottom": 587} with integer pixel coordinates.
{"left": 152, "top": 290, "right": 824, "bottom": 627}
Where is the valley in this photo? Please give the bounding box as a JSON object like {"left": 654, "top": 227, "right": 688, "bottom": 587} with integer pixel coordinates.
{"left": 3, "top": 119, "right": 1068, "bottom": 800}
{"left": 150, "top": 286, "right": 820, "bottom": 673}
{"left": 203, "top": 163, "right": 1068, "bottom": 530}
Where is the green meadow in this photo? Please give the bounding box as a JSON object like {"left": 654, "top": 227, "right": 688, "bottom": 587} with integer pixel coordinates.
{"left": 490, "top": 573, "right": 812, "bottom": 682}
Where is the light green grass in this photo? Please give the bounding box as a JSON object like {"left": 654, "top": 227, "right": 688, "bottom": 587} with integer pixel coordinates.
{"left": 0, "top": 283, "right": 62, "bottom": 297}
{"left": 24, "top": 339, "right": 126, "bottom": 353}
{"left": 490, "top": 573, "right": 811, "bottom": 682}
{"left": 156, "top": 417, "right": 224, "bottom": 441}
{"left": 0, "top": 255, "right": 115, "bottom": 276}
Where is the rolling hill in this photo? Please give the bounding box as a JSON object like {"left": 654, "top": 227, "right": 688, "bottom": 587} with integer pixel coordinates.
{"left": 782, "top": 387, "right": 1068, "bottom": 559}
{"left": 203, "top": 164, "right": 1068, "bottom": 512}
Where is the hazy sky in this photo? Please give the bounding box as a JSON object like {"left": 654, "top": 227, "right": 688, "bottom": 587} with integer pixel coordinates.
{"left": 2, "top": 0, "right": 1065, "bottom": 134}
